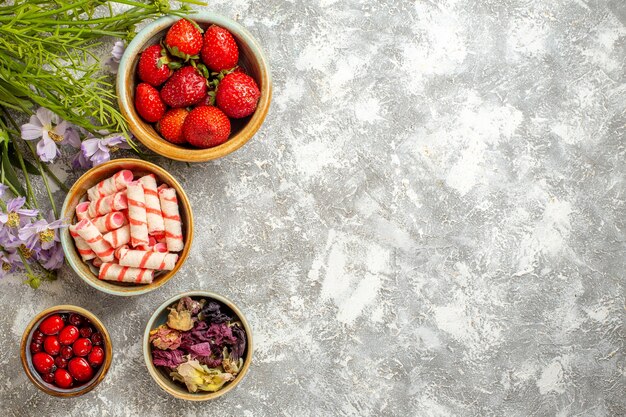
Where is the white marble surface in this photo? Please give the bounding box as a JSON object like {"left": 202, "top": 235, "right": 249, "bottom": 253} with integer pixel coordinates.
{"left": 1, "top": 0, "right": 625, "bottom": 416}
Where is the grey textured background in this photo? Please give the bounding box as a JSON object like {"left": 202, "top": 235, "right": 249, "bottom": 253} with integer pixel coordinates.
{"left": 1, "top": 0, "right": 625, "bottom": 416}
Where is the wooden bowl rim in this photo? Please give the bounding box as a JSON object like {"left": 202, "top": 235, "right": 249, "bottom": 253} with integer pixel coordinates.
{"left": 117, "top": 12, "right": 273, "bottom": 162}
{"left": 20, "top": 305, "right": 113, "bottom": 397}
{"left": 143, "top": 290, "right": 253, "bottom": 401}
{"left": 60, "top": 158, "right": 194, "bottom": 296}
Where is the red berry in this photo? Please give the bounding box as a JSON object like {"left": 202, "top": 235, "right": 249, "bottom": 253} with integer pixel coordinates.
{"left": 30, "top": 342, "right": 42, "bottom": 354}
{"left": 156, "top": 108, "right": 189, "bottom": 144}
{"left": 42, "top": 372, "right": 55, "bottom": 384}
{"left": 43, "top": 335, "right": 60, "bottom": 356}
{"left": 164, "top": 19, "right": 203, "bottom": 59}
{"left": 201, "top": 25, "right": 239, "bottom": 71}
{"left": 59, "top": 325, "right": 79, "bottom": 345}
{"left": 54, "top": 356, "right": 67, "bottom": 369}
{"left": 39, "top": 314, "right": 64, "bottom": 335}
{"left": 60, "top": 345, "right": 73, "bottom": 360}
{"left": 79, "top": 327, "right": 93, "bottom": 338}
{"left": 73, "top": 338, "right": 92, "bottom": 357}
{"left": 88, "top": 346, "right": 105, "bottom": 367}
{"left": 91, "top": 332, "right": 103, "bottom": 346}
{"left": 68, "top": 314, "right": 83, "bottom": 327}
{"left": 160, "top": 66, "right": 207, "bottom": 108}
{"left": 138, "top": 44, "right": 173, "bottom": 87}
{"left": 183, "top": 106, "right": 231, "bottom": 149}
{"left": 197, "top": 92, "right": 213, "bottom": 107}
{"left": 216, "top": 72, "right": 261, "bottom": 118}
{"left": 68, "top": 357, "right": 94, "bottom": 382}
{"left": 32, "top": 330, "right": 45, "bottom": 344}
{"left": 54, "top": 369, "right": 73, "bottom": 389}
{"left": 32, "top": 352, "right": 56, "bottom": 374}
{"left": 135, "top": 83, "right": 166, "bottom": 123}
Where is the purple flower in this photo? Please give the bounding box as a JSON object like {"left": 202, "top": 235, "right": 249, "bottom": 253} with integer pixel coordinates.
{"left": 0, "top": 249, "right": 22, "bottom": 279}
{"left": 81, "top": 134, "right": 130, "bottom": 167}
{"left": 37, "top": 243, "right": 64, "bottom": 270}
{"left": 105, "top": 40, "right": 125, "bottom": 74}
{"left": 20, "top": 108, "right": 78, "bottom": 163}
{"left": 18, "top": 215, "right": 65, "bottom": 250}
{"left": 0, "top": 197, "right": 39, "bottom": 228}
{"left": 0, "top": 228, "right": 21, "bottom": 249}
{"left": 72, "top": 150, "right": 92, "bottom": 170}
{"left": 0, "top": 184, "right": 7, "bottom": 198}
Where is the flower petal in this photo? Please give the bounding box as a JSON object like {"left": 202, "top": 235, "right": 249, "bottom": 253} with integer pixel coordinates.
{"left": 16, "top": 208, "right": 39, "bottom": 217}
{"left": 90, "top": 149, "right": 111, "bottom": 166}
{"left": 36, "top": 107, "right": 56, "bottom": 127}
{"left": 111, "top": 40, "right": 125, "bottom": 61}
{"left": 37, "top": 137, "right": 59, "bottom": 163}
{"left": 72, "top": 151, "right": 92, "bottom": 170}
{"left": 81, "top": 138, "right": 100, "bottom": 158}
{"left": 62, "top": 125, "right": 81, "bottom": 148}
{"left": 21, "top": 122, "right": 43, "bottom": 140}
{"left": 7, "top": 197, "right": 26, "bottom": 212}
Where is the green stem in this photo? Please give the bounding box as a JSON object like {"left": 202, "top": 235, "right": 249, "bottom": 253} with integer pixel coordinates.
{"left": 25, "top": 141, "right": 58, "bottom": 218}
{"left": 41, "top": 164, "right": 70, "bottom": 193}
{"left": 1, "top": 179, "right": 22, "bottom": 200}
{"left": 0, "top": 118, "right": 38, "bottom": 210}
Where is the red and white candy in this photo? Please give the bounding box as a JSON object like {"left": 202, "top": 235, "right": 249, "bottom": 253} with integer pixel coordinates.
{"left": 69, "top": 170, "right": 185, "bottom": 285}
{"left": 103, "top": 225, "right": 130, "bottom": 248}
{"left": 98, "top": 262, "right": 154, "bottom": 284}
{"left": 139, "top": 174, "right": 165, "bottom": 234}
{"left": 126, "top": 181, "right": 149, "bottom": 248}
{"left": 69, "top": 224, "right": 96, "bottom": 261}
{"left": 158, "top": 187, "right": 184, "bottom": 252}
{"left": 75, "top": 202, "right": 90, "bottom": 221}
{"left": 92, "top": 212, "right": 127, "bottom": 234}
{"left": 88, "top": 191, "right": 128, "bottom": 218}
{"left": 87, "top": 169, "right": 133, "bottom": 201}
{"left": 74, "top": 219, "right": 115, "bottom": 263}
{"left": 117, "top": 248, "right": 178, "bottom": 271}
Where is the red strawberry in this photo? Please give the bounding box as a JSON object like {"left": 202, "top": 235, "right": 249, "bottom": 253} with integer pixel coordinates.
{"left": 160, "top": 66, "right": 207, "bottom": 108}
{"left": 137, "top": 45, "right": 173, "bottom": 87}
{"left": 183, "top": 106, "right": 231, "bottom": 148}
{"left": 216, "top": 72, "right": 261, "bottom": 118}
{"left": 156, "top": 108, "right": 189, "bottom": 144}
{"left": 165, "top": 19, "right": 203, "bottom": 59}
{"left": 201, "top": 25, "right": 239, "bottom": 71}
{"left": 135, "top": 83, "right": 166, "bottom": 123}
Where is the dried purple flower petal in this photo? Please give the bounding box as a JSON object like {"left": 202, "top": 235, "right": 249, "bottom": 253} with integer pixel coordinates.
{"left": 152, "top": 349, "right": 185, "bottom": 368}
{"left": 199, "top": 301, "right": 232, "bottom": 324}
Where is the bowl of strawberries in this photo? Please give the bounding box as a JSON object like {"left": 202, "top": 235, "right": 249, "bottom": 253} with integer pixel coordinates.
{"left": 117, "top": 13, "right": 272, "bottom": 162}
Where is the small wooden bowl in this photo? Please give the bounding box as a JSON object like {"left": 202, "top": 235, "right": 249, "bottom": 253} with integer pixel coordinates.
{"left": 60, "top": 158, "right": 193, "bottom": 296}
{"left": 117, "top": 12, "right": 272, "bottom": 162}
{"left": 143, "top": 291, "right": 253, "bottom": 401}
{"left": 20, "top": 305, "right": 113, "bottom": 397}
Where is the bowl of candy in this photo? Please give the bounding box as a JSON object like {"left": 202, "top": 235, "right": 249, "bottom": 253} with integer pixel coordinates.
{"left": 20, "top": 305, "right": 112, "bottom": 397}
{"left": 143, "top": 291, "right": 252, "bottom": 400}
{"left": 117, "top": 12, "right": 272, "bottom": 162}
{"left": 60, "top": 158, "right": 193, "bottom": 296}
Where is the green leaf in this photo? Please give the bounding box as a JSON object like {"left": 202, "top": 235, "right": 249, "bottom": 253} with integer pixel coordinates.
{"left": 196, "top": 63, "right": 209, "bottom": 78}
{"left": 8, "top": 144, "right": 40, "bottom": 176}
{"left": 1, "top": 141, "right": 26, "bottom": 196}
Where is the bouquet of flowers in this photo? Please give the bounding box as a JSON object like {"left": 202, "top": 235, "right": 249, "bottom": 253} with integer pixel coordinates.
{"left": 0, "top": 0, "right": 204, "bottom": 287}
